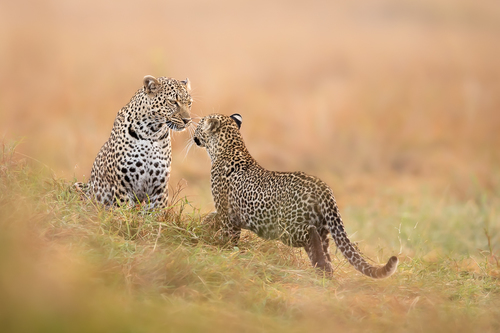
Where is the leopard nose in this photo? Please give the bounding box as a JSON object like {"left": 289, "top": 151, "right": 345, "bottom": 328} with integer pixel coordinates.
{"left": 194, "top": 137, "right": 201, "bottom": 146}
{"left": 182, "top": 118, "right": 191, "bottom": 125}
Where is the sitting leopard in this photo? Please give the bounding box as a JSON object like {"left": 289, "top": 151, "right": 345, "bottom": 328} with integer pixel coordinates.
{"left": 193, "top": 113, "right": 398, "bottom": 278}
{"left": 75, "top": 75, "right": 192, "bottom": 208}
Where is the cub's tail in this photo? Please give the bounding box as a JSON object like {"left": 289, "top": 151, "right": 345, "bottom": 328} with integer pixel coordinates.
{"left": 327, "top": 212, "right": 398, "bottom": 279}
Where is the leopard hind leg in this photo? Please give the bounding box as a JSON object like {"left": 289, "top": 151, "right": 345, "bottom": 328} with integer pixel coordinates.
{"left": 321, "top": 230, "right": 332, "bottom": 262}
{"left": 304, "top": 225, "right": 333, "bottom": 273}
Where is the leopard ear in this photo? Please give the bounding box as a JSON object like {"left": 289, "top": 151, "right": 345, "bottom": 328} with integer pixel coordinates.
{"left": 230, "top": 113, "right": 242, "bottom": 129}
{"left": 204, "top": 118, "right": 220, "bottom": 134}
{"left": 143, "top": 75, "right": 160, "bottom": 95}
{"left": 181, "top": 78, "right": 191, "bottom": 91}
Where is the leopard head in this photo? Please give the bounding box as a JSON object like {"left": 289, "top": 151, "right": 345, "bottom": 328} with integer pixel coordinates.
{"left": 193, "top": 113, "right": 243, "bottom": 159}
{"left": 141, "top": 75, "right": 193, "bottom": 132}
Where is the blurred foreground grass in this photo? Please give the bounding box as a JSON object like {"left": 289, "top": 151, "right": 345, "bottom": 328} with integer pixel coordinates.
{"left": 1, "top": 142, "right": 499, "bottom": 333}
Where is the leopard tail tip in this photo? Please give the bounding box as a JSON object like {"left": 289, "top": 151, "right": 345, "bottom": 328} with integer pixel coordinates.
{"left": 379, "top": 255, "right": 399, "bottom": 278}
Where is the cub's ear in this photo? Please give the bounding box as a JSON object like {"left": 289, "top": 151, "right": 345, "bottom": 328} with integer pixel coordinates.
{"left": 203, "top": 118, "right": 220, "bottom": 134}
{"left": 230, "top": 113, "right": 242, "bottom": 129}
{"left": 143, "top": 75, "right": 160, "bottom": 95}
{"left": 180, "top": 78, "right": 191, "bottom": 91}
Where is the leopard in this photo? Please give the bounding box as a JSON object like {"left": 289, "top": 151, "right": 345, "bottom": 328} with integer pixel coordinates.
{"left": 75, "top": 75, "right": 193, "bottom": 209}
{"left": 193, "top": 113, "right": 398, "bottom": 279}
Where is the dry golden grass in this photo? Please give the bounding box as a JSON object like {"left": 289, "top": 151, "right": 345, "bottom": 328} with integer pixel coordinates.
{"left": 1, "top": 146, "right": 499, "bottom": 333}
{"left": 1, "top": 0, "right": 500, "bottom": 331}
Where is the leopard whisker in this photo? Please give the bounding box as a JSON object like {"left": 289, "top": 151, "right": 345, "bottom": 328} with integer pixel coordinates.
{"left": 182, "top": 138, "right": 196, "bottom": 160}
{"left": 190, "top": 112, "right": 203, "bottom": 119}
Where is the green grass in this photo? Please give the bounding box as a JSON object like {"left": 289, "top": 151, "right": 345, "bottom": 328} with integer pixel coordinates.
{"left": 1, "top": 145, "right": 499, "bottom": 333}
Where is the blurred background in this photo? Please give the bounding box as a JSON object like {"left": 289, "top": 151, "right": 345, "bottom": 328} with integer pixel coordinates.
{"left": 1, "top": 0, "right": 499, "bottom": 211}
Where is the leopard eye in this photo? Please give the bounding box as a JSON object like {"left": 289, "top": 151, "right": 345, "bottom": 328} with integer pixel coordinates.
{"left": 169, "top": 99, "right": 178, "bottom": 105}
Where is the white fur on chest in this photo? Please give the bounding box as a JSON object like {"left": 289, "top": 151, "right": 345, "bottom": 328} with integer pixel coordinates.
{"left": 121, "top": 139, "right": 171, "bottom": 199}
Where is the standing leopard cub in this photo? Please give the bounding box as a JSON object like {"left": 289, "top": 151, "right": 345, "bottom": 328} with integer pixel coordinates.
{"left": 75, "top": 75, "right": 192, "bottom": 208}
{"left": 193, "top": 113, "right": 398, "bottom": 278}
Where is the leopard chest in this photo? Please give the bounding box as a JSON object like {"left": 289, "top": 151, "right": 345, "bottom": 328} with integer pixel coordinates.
{"left": 114, "top": 137, "right": 171, "bottom": 199}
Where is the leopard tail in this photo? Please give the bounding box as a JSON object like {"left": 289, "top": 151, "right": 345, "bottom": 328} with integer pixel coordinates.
{"left": 326, "top": 209, "right": 398, "bottom": 279}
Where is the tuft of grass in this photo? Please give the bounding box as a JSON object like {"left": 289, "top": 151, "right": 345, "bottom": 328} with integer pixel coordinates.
{"left": 0, "top": 144, "right": 499, "bottom": 333}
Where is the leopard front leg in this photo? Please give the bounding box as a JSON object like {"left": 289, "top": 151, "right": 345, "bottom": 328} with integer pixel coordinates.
{"left": 202, "top": 210, "right": 241, "bottom": 247}
{"left": 153, "top": 186, "right": 169, "bottom": 210}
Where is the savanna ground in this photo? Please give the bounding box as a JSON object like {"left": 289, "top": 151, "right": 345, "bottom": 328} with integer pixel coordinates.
{"left": 1, "top": 0, "right": 500, "bottom": 332}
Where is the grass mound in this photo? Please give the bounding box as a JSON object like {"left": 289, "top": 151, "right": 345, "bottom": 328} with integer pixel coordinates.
{"left": 0, "top": 143, "right": 499, "bottom": 333}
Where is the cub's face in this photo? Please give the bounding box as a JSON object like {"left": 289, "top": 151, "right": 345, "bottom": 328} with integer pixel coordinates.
{"left": 193, "top": 113, "right": 243, "bottom": 154}
{"left": 143, "top": 75, "right": 193, "bottom": 131}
